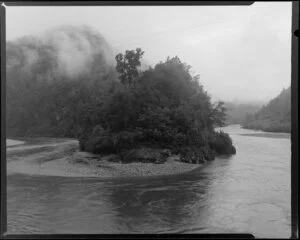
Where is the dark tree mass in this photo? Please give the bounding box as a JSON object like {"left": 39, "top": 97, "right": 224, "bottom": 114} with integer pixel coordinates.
{"left": 7, "top": 26, "right": 236, "bottom": 164}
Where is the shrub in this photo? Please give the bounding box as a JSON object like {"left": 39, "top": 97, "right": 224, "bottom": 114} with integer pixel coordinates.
{"left": 178, "top": 145, "right": 215, "bottom": 164}
{"left": 82, "top": 129, "right": 146, "bottom": 154}
{"left": 209, "top": 131, "right": 236, "bottom": 155}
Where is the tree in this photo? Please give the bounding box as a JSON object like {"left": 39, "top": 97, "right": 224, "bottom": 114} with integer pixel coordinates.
{"left": 210, "top": 101, "right": 227, "bottom": 127}
{"left": 115, "top": 48, "right": 144, "bottom": 87}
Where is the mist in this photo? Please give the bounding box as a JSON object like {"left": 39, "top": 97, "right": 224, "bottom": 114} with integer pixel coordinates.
{"left": 6, "top": 3, "right": 291, "bottom": 103}
{"left": 7, "top": 25, "right": 115, "bottom": 82}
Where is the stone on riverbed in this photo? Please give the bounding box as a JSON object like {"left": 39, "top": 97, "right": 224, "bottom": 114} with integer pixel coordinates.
{"left": 166, "top": 154, "right": 181, "bottom": 162}
{"left": 102, "top": 154, "right": 121, "bottom": 162}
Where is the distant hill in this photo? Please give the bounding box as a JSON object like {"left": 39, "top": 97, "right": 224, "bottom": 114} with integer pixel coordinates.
{"left": 242, "top": 87, "right": 291, "bottom": 133}
{"left": 224, "top": 102, "right": 262, "bottom": 125}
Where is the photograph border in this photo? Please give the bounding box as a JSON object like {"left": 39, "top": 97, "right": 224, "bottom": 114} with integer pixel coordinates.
{"left": 0, "top": 1, "right": 298, "bottom": 239}
{"left": 290, "top": 0, "right": 298, "bottom": 238}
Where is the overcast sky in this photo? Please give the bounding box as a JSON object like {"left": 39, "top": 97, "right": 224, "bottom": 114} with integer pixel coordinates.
{"left": 5, "top": 2, "right": 292, "bottom": 103}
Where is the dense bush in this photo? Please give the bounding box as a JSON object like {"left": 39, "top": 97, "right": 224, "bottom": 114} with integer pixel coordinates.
{"left": 178, "top": 145, "right": 216, "bottom": 163}
{"left": 209, "top": 131, "right": 236, "bottom": 155}
{"left": 82, "top": 124, "right": 146, "bottom": 154}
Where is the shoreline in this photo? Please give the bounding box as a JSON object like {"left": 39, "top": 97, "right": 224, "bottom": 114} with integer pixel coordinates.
{"left": 239, "top": 133, "right": 290, "bottom": 139}
{"left": 240, "top": 126, "right": 291, "bottom": 134}
{"left": 7, "top": 138, "right": 203, "bottom": 178}
{"left": 222, "top": 124, "right": 291, "bottom": 134}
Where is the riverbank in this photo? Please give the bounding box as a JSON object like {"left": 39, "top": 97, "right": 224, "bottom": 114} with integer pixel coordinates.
{"left": 7, "top": 138, "right": 203, "bottom": 178}
{"left": 239, "top": 132, "right": 290, "bottom": 139}
{"left": 241, "top": 124, "right": 290, "bottom": 134}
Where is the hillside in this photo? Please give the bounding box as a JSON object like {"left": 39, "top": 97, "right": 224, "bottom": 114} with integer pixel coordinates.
{"left": 242, "top": 87, "right": 291, "bottom": 133}
{"left": 224, "top": 102, "right": 262, "bottom": 125}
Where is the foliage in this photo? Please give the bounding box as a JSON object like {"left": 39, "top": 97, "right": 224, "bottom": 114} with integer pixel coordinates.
{"left": 209, "top": 131, "right": 236, "bottom": 155}
{"left": 80, "top": 53, "right": 236, "bottom": 162}
{"left": 115, "top": 48, "right": 144, "bottom": 86}
{"left": 210, "top": 101, "right": 227, "bottom": 128}
{"left": 7, "top": 40, "right": 236, "bottom": 163}
{"left": 179, "top": 145, "right": 216, "bottom": 163}
{"left": 242, "top": 87, "right": 291, "bottom": 133}
{"left": 6, "top": 76, "right": 114, "bottom": 138}
{"left": 83, "top": 127, "right": 145, "bottom": 154}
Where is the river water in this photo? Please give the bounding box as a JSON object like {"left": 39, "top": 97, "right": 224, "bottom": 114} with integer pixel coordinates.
{"left": 6, "top": 125, "right": 291, "bottom": 237}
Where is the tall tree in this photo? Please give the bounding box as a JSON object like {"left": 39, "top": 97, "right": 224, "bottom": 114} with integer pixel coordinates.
{"left": 115, "top": 48, "right": 144, "bottom": 87}
{"left": 210, "top": 101, "right": 227, "bottom": 128}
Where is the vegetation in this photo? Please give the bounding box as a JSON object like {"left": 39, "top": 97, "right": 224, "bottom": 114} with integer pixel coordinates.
{"left": 79, "top": 50, "right": 236, "bottom": 163}
{"left": 7, "top": 28, "right": 236, "bottom": 164}
{"left": 6, "top": 26, "right": 117, "bottom": 138}
{"left": 242, "top": 87, "right": 291, "bottom": 133}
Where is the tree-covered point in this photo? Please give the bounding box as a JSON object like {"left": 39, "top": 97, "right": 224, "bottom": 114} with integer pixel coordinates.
{"left": 242, "top": 87, "right": 291, "bottom": 133}
{"left": 79, "top": 49, "right": 236, "bottom": 164}
{"left": 6, "top": 40, "right": 236, "bottom": 164}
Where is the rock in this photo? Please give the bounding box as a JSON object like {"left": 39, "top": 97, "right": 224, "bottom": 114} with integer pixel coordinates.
{"left": 153, "top": 156, "right": 165, "bottom": 164}
{"left": 102, "top": 154, "right": 121, "bottom": 162}
{"left": 74, "top": 159, "right": 89, "bottom": 165}
{"left": 120, "top": 148, "right": 170, "bottom": 164}
{"left": 160, "top": 149, "right": 172, "bottom": 158}
{"left": 166, "top": 154, "right": 180, "bottom": 162}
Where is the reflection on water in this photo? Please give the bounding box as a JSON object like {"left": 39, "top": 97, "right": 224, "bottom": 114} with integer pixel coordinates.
{"left": 7, "top": 139, "right": 25, "bottom": 147}
{"left": 7, "top": 125, "right": 291, "bottom": 237}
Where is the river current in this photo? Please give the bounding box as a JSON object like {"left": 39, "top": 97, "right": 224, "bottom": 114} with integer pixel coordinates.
{"left": 6, "top": 125, "right": 291, "bottom": 237}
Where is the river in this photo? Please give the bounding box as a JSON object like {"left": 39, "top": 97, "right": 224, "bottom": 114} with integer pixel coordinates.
{"left": 6, "top": 125, "right": 291, "bottom": 237}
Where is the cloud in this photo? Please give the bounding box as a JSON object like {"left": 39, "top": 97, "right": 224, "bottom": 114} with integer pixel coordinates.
{"left": 7, "top": 25, "right": 114, "bottom": 81}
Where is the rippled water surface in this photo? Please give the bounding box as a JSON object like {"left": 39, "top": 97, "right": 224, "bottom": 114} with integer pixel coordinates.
{"left": 7, "top": 125, "right": 291, "bottom": 237}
